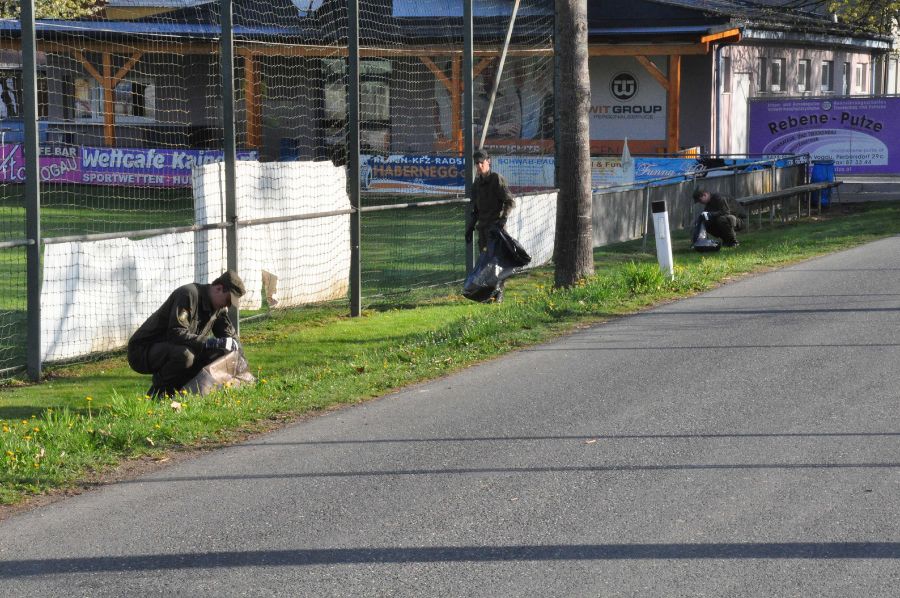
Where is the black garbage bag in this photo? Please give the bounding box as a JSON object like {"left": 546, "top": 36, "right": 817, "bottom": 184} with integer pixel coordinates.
{"left": 495, "top": 227, "right": 532, "bottom": 268}
{"left": 691, "top": 214, "right": 721, "bottom": 253}
{"left": 463, "top": 227, "right": 531, "bottom": 302}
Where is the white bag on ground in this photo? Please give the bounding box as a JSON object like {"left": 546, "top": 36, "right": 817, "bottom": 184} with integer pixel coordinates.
{"left": 182, "top": 350, "right": 256, "bottom": 396}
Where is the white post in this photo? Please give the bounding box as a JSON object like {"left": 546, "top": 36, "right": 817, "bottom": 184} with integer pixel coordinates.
{"left": 651, "top": 200, "right": 674, "bottom": 279}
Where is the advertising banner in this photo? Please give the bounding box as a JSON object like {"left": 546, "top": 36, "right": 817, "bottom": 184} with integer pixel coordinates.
{"left": 361, "top": 154, "right": 464, "bottom": 194}
{"left": 360, "top": 153, "right": 711, "bottom": 194}
{"left": 360, "top": 154, "right": 555, "bottom": 194}
{"left": 591, "top": 157, "right": 706, "bottom": 189}
{"left": 588, "top": 56, "right": 667, "bottom": 154}
{"left": 0, "top": 144, "right": 258, "bottom": 186}
{"left": 748, "top": 96, "right": 900, "bottom": 175}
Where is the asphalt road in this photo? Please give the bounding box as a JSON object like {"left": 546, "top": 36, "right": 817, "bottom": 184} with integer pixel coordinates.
{"left": 2, "top": 237, "right": 900, "bottom": 597}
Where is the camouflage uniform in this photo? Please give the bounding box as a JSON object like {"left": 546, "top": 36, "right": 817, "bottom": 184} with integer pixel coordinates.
{"left": 127, "top": 283, "right": 236, "bottom": 394}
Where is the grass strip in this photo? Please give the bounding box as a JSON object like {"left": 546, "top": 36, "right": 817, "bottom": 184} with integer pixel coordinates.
{"left": 1, "top": 203, "right": 898, "bottom": 505}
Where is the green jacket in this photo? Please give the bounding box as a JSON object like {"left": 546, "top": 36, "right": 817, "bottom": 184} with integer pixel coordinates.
{"left": 471, "top": 172, "right": 515, "bottom": 229}
{"left": 128, "top": 283, "right": 235, "bottom": 353}
{"left": 707, "top": 193, "right": 734, "bottom": 218}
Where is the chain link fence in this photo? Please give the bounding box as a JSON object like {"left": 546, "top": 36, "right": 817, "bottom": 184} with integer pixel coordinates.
{"left": 1, "top": 0, "right": 558, "bottom": 380}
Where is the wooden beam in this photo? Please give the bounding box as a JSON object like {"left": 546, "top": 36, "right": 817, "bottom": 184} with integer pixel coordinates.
{"left": 666, "top": 54, "right": 681, "bottom": 154}
{"left": 420, "top": 56, "right": 452, "bottom": 92}
{"left": 73, "top": 50, "right": 103, "bottom": 85}
{"left": 451, "top": 56, "right": 462, "bottom": 152}
{"left": 243, "top": 53, "right": 261, "bottom": 150}
{"left": 700, "top": 28, "right": 742, "bottom": 44}
{"left": 112, "top": 51, "right": 144, "bottom": 87}
{"left": 589, "top": 43, "right": 708, "bottom": 56}
{"left": 102, "top": 52, "right": 116, "bottom": 146}
{"left": 634, "top": 55, "right": 669, "bottom": 91}
{"left": 3, "top": 37, "right": 554, "bottom": 59}
{"left": 474, "top": 58, "right": 494, "bottom": 78}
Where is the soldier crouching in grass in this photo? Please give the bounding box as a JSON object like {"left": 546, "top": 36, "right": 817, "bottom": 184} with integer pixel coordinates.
{"left": 127, "top": 270, "right": 245, "bottom": 399}
{"left": 692, "top": 188, "right": 745, "bottom": 248}
{"left": 464, "top": 149, "right": 515, "bottom": 302}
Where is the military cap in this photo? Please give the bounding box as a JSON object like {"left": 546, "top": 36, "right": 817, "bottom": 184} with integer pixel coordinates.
{"left": 213, "top": 270, "right": 246, "bottom": 308}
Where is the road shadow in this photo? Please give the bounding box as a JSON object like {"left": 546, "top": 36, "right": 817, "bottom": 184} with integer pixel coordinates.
{"left": 3, "top": 542, "right": 899, "bottom": 577}
{"left": 109, "top": 461, "right": 900, "bottom": 486}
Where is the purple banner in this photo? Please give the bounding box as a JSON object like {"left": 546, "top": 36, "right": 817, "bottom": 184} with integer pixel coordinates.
{"left": 0, "top": 145, "right": 258, "bottom": 187}
{"left": 748, "top": 96, "right": 900, "bottom": 175}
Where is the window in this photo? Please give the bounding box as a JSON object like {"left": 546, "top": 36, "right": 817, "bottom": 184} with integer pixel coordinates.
{"left": 721, "top": 55, "right": 731, "bottom": 93}
{"left": 114, "top": 79, "right": 154, "bottom": 118}
{"left": 322, "top": 58, "right": 391, "bottom": 154}
{"left": 323, "top": 58, "right": 391, "bottom": 122}
{"left": 0, "top": 69, "right": 49, "bottom": 120}
{"left": 856, "top": 63, "right": 868, "bottom": 92}
{"left": 756, "top": 57, "right": 767, "bottom": 92}
{"left": 889, "top": 58, "right": 898, "bottom": 95}
{"left": 821, "top": 61, "right": 834, "bottom": 92}
{"left": 72, "top": 76, "right": 156, "bottom": 121}
{"left": 359, "top": 60, "right": 391, "bottom": 122}
{"left": 843, "top": 62, "right": 851, "bottom": 94}
{"left": 798, "top": 59, "right": 811, "bottom": 92}
{"left": 770, "top": 58, "right": 785, "bottom": 92}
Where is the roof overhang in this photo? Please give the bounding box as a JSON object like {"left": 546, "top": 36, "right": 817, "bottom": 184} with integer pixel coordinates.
{"left": 588, "top": 25, "right": 741, "bottom": 55}
{"left": 742, "top": 27, "right": 892, "bottom": 51}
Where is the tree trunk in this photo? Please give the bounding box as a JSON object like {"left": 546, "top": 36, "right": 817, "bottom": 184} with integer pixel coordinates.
{"left": 553, "top": 0, "right": 594, "bottom": 287}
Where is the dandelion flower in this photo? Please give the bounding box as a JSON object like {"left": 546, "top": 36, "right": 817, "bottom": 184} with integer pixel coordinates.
{"left": 85, "top": 397, "right": 93, "bottom": 402}
{"left": 32, "top": 427, "right": 40, "bottom": 433}
{"left": 2, "top": 426, "right": 8, "bottom": 433}
{"left": 23, "top": 435, "right": 32, "bottom": 441}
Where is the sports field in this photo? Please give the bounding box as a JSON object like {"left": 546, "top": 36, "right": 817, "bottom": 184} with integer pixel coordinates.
{"left": 0, "top": 184, "right": 467, "bottom": 375}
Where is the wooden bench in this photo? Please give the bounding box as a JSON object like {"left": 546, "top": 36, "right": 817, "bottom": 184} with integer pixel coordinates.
{"left": 736, "top": 181, "right": 843, "bottom": 230}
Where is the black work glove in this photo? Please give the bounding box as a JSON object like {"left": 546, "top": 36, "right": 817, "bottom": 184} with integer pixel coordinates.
{"left": 204, "top": 336, "right": 239, "bottom": 352}
{"left": 497, "top": 217, "right": 507, "bottom": 229}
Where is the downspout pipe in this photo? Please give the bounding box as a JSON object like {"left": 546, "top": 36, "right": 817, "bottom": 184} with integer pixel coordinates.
{"left": 715, "top": 43, "right": 723, "bottom": 155}
{"left": 713, "top": 35, "right": 739, "bottom": 156}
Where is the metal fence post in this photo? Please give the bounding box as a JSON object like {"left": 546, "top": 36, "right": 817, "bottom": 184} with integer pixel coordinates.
{"left": 463, "top": 0, "right": 475, "bottom": 273}
{"left": 770, "top": 159, "right": 778, "bottom": 223}
{"left": 641, "top": 185, "right": 651, "bottom": 252}
{"left": 23, "top": 0, "right": 42, "bottom": 380}
{"left": 221, "top": 0, "right": 240, "bottom": 331}
{"left": 348, "top": 0, "right": 362, "bottom": 315}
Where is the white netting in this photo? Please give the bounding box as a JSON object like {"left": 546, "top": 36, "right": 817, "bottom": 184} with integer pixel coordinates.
{"left": 2, "top": 0, "right": 557, "bottom": 369}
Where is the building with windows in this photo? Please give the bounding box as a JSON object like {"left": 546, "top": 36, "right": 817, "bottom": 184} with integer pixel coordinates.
{"left": 588, "top": 0, "right": 893, "bottom": 155}
{"left": 0, "top": 0, "right": 893, "bottom": 160}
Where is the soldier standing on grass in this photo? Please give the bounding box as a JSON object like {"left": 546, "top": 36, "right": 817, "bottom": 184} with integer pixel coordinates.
{"left": 692, "top": 188, "right": 745, "bottom": 247}
{"left": 465, "top": 150, "right": 515, "bottom": 302}
{"left": 127, "top": 270, "right": 246, "bottom": 399}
